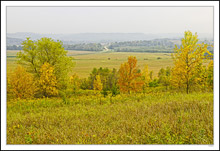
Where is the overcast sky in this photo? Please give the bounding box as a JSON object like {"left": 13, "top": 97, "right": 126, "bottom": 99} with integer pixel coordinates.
{"left": 7, "top": 7, "right": 213, "bottom": 34}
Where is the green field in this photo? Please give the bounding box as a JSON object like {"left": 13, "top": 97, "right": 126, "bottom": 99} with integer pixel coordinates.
{"left": 7, "top": 92, "right": 213, "bottom": 144}
{"left": 7, "top": 50, "right": 173, "bottom": 78}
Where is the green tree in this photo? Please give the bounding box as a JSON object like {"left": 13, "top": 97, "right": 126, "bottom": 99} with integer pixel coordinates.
{"left": 88, "top": 67, "right": 118, "bottom": 91}
{"left": 142, "top": 65, "right": 150, "bottom": 93}
{"left": 17, "top": 37, "right": 74, "bottom": 90}
{"left": 158, "top": 67, "right": 171, "bottom": 90}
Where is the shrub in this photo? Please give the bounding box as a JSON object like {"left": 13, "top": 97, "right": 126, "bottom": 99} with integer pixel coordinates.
{"left": 38, "top": 62, "right": 58, "bottom": 97}
{"left": 149, "top": 79, "right": 159, "bottom": 87}
{"left": 70, "top": 74, "right": 80, "bottom": 94}
{"left": 9, "top": 65, "right": 36, "bottom": 99}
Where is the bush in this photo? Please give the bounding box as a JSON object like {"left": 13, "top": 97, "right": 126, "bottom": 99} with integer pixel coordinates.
{"left": 38, "top": 62, "right": 58, "bottom": 97}
{"left": 59, "top": 90, "right": 70, "bottom": 105}
{"left": 9, "top": 65, "right": 36, "bottom": 99}
{"left": 149, "top": 79, "right": 159, "bottom": 87}
{"left": 111, "top": 85, "right": 120, "bottom": 96}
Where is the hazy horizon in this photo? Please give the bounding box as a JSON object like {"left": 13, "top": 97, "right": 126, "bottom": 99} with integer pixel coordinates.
{"left": 6, "top": 32, "right": 213, "bottom": 35}
{"left": 7, "top": 7, "right": 213, "bottom": 35}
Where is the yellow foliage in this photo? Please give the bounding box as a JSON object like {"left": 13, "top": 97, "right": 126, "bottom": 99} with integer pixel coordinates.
{"left": 39, "top": 62, "right": 58, "bottom": 97}
{"left": 118, "top": 56, "right": 144, "bottom": 93}
{"left": 142, "top": 65, "right": 150, "bottom": 92}
{"left": 93, "top": 75, "right": 103, "bottom": 91}
{"left": 171, "top": 31, "right": 211, "bottom": 93}
{"left": 70, "top": 73, "right": 80, "bottom": 93}
{"left": 142, "top": 65, "right": 150, "bottom": 86}
{"left": 207, "top": 60, "right": 213, "bottom": 89}
{"left": 9, "top": 65, "right": 36, "bottom": 99}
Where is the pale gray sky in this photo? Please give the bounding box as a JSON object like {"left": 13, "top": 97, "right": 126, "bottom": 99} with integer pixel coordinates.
{"left": 7, "top": 7, "right": 213, "bottom": 34}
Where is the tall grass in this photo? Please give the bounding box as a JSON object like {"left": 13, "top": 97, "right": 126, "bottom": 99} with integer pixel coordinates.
{"left": 7, "top": 92, "right": 213, "bottom": 144}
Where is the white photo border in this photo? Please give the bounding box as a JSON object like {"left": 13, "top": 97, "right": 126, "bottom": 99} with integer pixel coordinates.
{"left": 1, "top": 1, "right": 219, "bottom": 150}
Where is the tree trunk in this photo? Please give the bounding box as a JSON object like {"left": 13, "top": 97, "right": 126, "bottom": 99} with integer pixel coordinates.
{"left": 186, "top": 81, "right": 189, "bottom": 94}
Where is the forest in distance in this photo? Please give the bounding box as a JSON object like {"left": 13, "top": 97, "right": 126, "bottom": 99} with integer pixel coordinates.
{"left": 6, "top": 31, "right": 214, "bottom": 144}
{"left": 7, "top": 33, "right": 214, "bottom": 53}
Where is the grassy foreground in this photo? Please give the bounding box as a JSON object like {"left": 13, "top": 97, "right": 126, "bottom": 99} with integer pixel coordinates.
{"left": 7, "top": 92, "right": 213, "bottom": 144}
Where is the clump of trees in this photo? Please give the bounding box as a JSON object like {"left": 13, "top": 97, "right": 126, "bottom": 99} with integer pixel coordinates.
{"left": 7, "top": 45, "right": 22, "bottom": 50}
{"left": 17, "top": 37, "right": 74, "bottom": 90}
{"left": 64, "top": 43, "right": 104, "bottom": 51}
{"left": 79, "top": 67, "right": 119, "bottom": 96}
{"left": 8, "top": 37, "right": 75, "bottom": 99}
{"left": 108, "top": 39, "right": 176, "bottom": 53}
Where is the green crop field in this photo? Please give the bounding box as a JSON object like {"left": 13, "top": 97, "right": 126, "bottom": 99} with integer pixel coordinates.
{"left": 7, "top": 50, "right": 173, "bottom": 78}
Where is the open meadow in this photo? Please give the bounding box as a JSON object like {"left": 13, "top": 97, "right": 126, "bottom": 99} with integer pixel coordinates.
{"left": 7, "top": 50, "right": 173, "bottom": 78}
{"left": 7, "top": 92, "right": 213, "bottom": 144}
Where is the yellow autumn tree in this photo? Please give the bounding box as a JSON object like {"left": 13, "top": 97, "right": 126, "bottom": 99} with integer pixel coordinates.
{"left": 93, "top": 75, "right": 103, "bottom": 104}
{"left": 171, "top": 31, "right": 212, "bottom": 93}
{"left": 9, "top": 65, "right": 36, "bottom": 99}
{"left": 207, "top": 60, "right": 213, "bottom": 90}
{"left": 70, "top": 73, "right": 80, "bottom": 93}
{"left": 193, "top": 63, "right": 208, "bottom": 91}
{"left": 93, "top": 75, "right": 103, "bottom": 91}
{"left": 118, "top": 56, "right": 144, "bottom": 93}
{"left": 39, "top": 62, "right": 58, "bottom": 97}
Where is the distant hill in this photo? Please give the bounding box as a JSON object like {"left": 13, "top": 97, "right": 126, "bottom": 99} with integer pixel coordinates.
{"left": 7, "top": 37, "right": 24, "bottom": 45}
{"left": 7, "top": 32, "right": 213, "bottom": 45}
{"left": 6, "top": 32, "right": 213, "bottom": 53}
{"left": 7, "top": 32, "right": 159, "bottom": 43}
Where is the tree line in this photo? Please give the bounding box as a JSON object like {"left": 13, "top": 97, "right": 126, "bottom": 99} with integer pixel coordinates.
{"left": 63, "top": 43, "right": 104, "bottom": 51}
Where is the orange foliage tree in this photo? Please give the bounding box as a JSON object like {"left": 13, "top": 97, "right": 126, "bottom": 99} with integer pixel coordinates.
{"left": 118, "top": 56, "right": 144, "bottom": 93}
